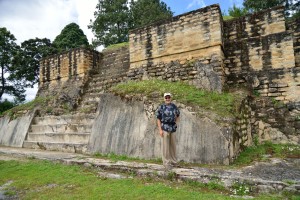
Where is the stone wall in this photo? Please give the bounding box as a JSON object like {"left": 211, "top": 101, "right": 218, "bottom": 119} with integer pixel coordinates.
{"left": 287, "top": 17, "right": 300, "bottom": 69}
{"left": 223, "top": 6, "right": 299, "bottom": 142}
{"left": 88, "top": 94, "right": 237, "bottom": 164}
{"left": 128, "top": 4, "right": 225, "bottom": 92}
{"left": 92, "top": 46, "right": 130, "bottom": 90}
{"left": 39, "top": 48, "right": 100, "bottom": 88}
{"left": 36, "top": 4, "right": 300, "bottom": 146}
{"left": 0, "top": 110, "right": 36, "bottom": 147}
{"left": 223, "top": 6, "right": 296, "bottom": 100}
{"left": 37, "top": 48, "right": 100, "bottom": 114}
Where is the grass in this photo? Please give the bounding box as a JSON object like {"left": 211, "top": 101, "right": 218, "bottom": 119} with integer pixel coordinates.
{"left": 103, "top": 42, "right": 129, "bottom": 52}
{"left": 233, "top": 141, "right": 300, "bottom": 166}
{"left": 1, "top": 96, "right": 51, "bottom": 119}
{"left": 110, "top": 79, "right": 241, "bottom": 117}
{"left": 0, "top": 159, "right": 295, "bottom": 200}
{"left": 93, "top": 152, "right": 162, "bottom": 164}
{"left": 0, "top": 159, "right": 241, "bottom": 200}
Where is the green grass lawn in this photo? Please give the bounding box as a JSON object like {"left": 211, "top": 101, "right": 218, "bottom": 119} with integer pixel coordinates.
{"left": 0, "top": 159, "right": 233, "bottom": 200}
{"left": 0, "top": 159, "right": 290, "bottom": 200}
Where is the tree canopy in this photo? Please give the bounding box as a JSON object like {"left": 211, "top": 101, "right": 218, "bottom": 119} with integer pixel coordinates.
{"left": 0, "top": 27, "right": 25, "bottom": 102}
{"left": 228, "top": 4, "right": 248, "bottom": 18}
{"left": 89, "top": 0, "right": 131, "bottom": 48}
{"left": 89, "top": 0, "right": 174, "bottom": 47}
{"left": 243, "top": 0, "right": 299, "bottom": 17}
{"left": 53, "top": 23, "right": 89, "bottom": 52}
{"left": 10, "top": 38, "right": 56, "bottom": 87}
{"left": 130, "top": 0, "right": 173, "bottom": 29}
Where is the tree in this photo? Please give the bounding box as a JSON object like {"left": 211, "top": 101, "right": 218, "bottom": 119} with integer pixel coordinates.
{"left": 53, "top": 23, "right": 89, "bottom": 52}
{"left": 289, "top": 0, "right": 300, "bottom": 19}
{"left": 10, "top": 38, "right": 56, "bottom": 87}
{"left": 228, "top": 4, "right": 248, "bottom": 18}
{"left": 243, "top": 0, "right": 284, "bottom": 12}
{"left": 0, "top": 99, "right": 16, "bottom": 114}
{"left": 0, "top": 27, "right": 25, "bottom": 101}
{"left": 243, "top": 0, "right": 299, "bottom": 18}
{"left": 130, "top": 0, "right": 173, "bottom": 29}
{"left": 89, "top": 0, "right": 131, "bottom": 47}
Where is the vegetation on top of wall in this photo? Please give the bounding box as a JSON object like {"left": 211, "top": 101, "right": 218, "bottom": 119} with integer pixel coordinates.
{"left": 0, "top": 96, "right": 51, "bottom": 119}
{"left": 110, "top": 79, "right": 245, "bottom": 117}
{"left": 102, "top": 42, "right": 129, "bottom": 52}
{"left": 223, "top": 15, "right": 234, "bottom": 20}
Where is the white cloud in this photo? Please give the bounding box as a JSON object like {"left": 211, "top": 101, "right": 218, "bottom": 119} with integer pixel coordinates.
{"left": 187, "top": 0, "right": 206, "bottom": 10}
{"left": 0, "top": 0, "right": 98, "bottom": 101}
{"left": 0, "top": 0, "right": 97, "bottom": 44}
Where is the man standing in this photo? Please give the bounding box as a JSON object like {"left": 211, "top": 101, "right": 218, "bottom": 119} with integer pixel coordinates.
{"left": 155, "top": 92, "right": 180, "bottom": 169}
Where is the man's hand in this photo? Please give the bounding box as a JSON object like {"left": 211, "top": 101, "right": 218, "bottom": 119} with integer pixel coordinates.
{"left": 159, "top": 129, "right": 164, "bottom": 137}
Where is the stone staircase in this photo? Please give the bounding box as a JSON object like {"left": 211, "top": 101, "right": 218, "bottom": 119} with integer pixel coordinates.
{"left": 23, "top": 114, "right": 95, "bottom": 153}
{"left": 23, "top": 54, "right": 129, "bottom": 153}
{"left": 78, "top": 72, "right": 127, "bottom": 113}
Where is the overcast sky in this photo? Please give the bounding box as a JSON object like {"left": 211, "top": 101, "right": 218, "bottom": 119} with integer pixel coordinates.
{"left": 0, "top": 0, "right": 242, "bottom": 102}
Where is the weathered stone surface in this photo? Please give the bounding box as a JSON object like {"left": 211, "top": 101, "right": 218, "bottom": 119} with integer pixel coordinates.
{"left": 0, "top": 110, "right": 36, "bottom": 147}
{"left": 129, "top": 4, "right": 223, "bottom": 68}
{"left": 88, "top": 94, "right": 234, "bottom": 164}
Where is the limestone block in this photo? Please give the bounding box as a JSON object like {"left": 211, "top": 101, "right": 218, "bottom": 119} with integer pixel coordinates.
{"left": 88, "top": 94, "right": 235, "bottom": 164}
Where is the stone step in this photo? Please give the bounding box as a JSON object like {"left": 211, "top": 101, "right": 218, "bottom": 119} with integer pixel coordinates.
{"left": 89, "top": 81, "right": 107, "bottom": 88}
{"left": 32, "top": 114, "right": 95, "bottom": 125}
{"left": 90, "top": 76, "right": 125, "bottom": 84}
{"left": 83, "top": 93, "right": 101, "bottom": 100}
{"left": 26, "top": 133, "right": 90, "bottom": 143}
{"left": 86, "top": 87, "right": 106, "bottom": 94}
{"left": 22, "top": 141, "right": 88, "bottom": 153}
{"left": 91, "top": 73, "right": 127, "bottom": 82}
{"left": 29, "top": 124, "right": 92, "bottom": 133}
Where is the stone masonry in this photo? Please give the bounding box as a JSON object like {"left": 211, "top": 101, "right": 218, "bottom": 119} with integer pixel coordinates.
{"left": 37, "top": 4, "right": 300, "bottom": 145}
{"left": 1, "top": 4, "right": 294, "bottom": 163}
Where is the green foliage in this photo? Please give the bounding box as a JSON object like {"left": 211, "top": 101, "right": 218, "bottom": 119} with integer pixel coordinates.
{"left": 1, "top": 96, "right": 51, "bottom": 119}
{"left": 130, "top": 0, "right": 173, "bottom": 29}
{"left": 223, "top": 15, "right": 234, "bottom": 20}
{"left": 93, "top": 152, "right": 162, "bottom": 164}
{"left": 166, "top": 171, "right": 176, "bottom": 180}
{"left": 233, "top": 142, "right": 300, "bottom": 166}
{"left": 0, "top": 99, "right": 16, "bottom": 114}
{"left": 110, "top": 79, "right": 236, "bottom": 117}
{"left": 53, "top": 23, "right": 89, "bottom": 52}
{"left": 0, "top": 27, "right": 25, "bottom": 102}
{"left": 243, "top": 0, "right": 283, "bottom": 12}
{"left": 231, "top": 181, "right": 251, "bottom": 196}
{"left": 243, "top": 0, "right": 299, "bottom": 18}
{"left": 0, "top": 159, "right": 242, "bottom": 200}
{"left": 228, "top": 4, "right": 248, "bottom": 18}
{"left": 11, "top": 38, "right": 56, "bottom": 87}
{"left": 103, "top": 42, "right": 129, "bottom": 52}
{"left": 253, "top": 90, "right": 260, "bottom": 97}
{"left": 89, "top": 0, "right": 131, "bottom": 47}
{"left": 89, "top": 0, "right": 174, "bottom": 47}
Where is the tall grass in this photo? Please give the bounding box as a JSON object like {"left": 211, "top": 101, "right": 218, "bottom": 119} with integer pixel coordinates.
{"left": 110, "top": 79, "right": 238, "bottom": 117}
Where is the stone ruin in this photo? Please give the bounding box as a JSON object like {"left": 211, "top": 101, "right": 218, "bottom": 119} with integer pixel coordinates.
{"left": 0, "top": 4, "right": 299, "bottom": 164}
